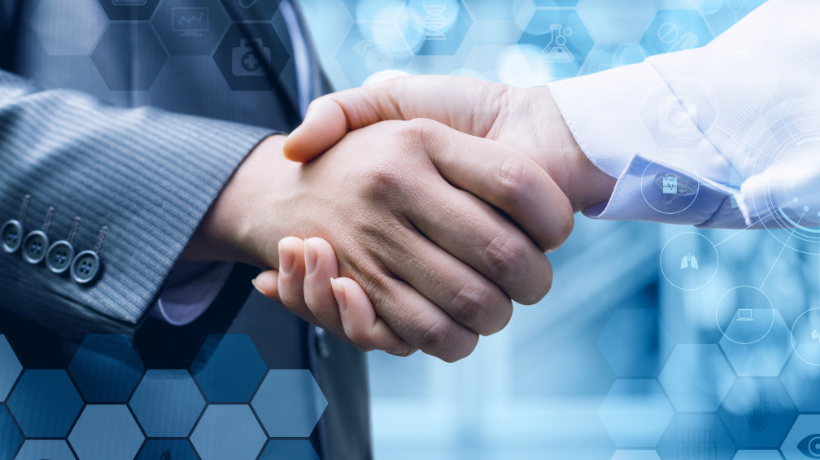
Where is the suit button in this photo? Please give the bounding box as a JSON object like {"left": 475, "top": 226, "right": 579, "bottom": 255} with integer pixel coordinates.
{"left": 1, "top": 220, "right": 23, "bottom": 253}
{"left": 46, "top": 240, "right": 75, "bottom": 274}
{"left": 71, "top": 250, "right": 101, "bottom": 284}
{"left": 22, "top": 230, "right": 49, "bottom": 264}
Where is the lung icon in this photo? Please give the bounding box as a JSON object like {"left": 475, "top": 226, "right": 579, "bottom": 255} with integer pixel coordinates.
{"left": 681, "top": 253, "right": 698, "bottom": 270}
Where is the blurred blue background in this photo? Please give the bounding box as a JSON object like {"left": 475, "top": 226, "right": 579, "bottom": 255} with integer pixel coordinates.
{"left": 296, "top": 1, "right": 820, "bottom": 459}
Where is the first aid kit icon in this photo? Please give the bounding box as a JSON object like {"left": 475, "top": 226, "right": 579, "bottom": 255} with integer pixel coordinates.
{"left": 233, "top": 38, "right": 270, "bottom": 76}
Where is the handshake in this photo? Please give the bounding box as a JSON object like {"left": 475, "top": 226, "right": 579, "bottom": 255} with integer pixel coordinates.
{"left": 183, "top": 76, "right": 616, "bottom": 362}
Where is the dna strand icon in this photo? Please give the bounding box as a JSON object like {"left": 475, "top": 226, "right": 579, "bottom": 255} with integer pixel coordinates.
{"left": 423, "top": 3, "right": 446, "bottom": 41}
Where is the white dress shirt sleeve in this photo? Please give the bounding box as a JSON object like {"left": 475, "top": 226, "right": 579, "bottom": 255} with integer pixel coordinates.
{"left": 548, "top": 0, "right": 820, "bottom": 230}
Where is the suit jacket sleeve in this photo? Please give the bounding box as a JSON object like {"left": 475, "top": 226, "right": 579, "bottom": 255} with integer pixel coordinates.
{"left": 0, "top": 69, "right": 274, "bottom": 341}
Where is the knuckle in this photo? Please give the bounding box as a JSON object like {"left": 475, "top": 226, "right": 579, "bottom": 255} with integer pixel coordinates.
{"left": 493, "top": 157, "right": 528, "bottom": 206}
{"left": 419, "top": 316, "right": 455, "bottom": 354}
{"left": 482, "top": 233, "right": 526, "bottom": 278}
{"left": 449, "top": 281, "right": 494, "bottom": 330}
{"left": 361, "top": 161, "right": 413, "bottom": 199}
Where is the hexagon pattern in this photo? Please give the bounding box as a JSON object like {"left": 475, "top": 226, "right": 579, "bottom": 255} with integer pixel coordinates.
{"left": 781, "top": 354, "right": 820, "bottom": 412}
{"left": 252, "top": 370, "right": 327, "bottom": 437}
{"left": 518, "top": 9, "right": 595, "bottom": 79}
{"left": 69, "top": 334, "right": 145, "bottom": 403}
{"left": 732, "top": 451, "right": 783, "bottom": 460}
{"left": 719, "top": 311, "right": 792, "bottom": 377}
{"left": 598, "top": 309, "right": 674, "bottom": 378}
{"left": 659, "top": 344, "right": 735, "bottom": 412}
{"left": 15, "top": 440, "right": 76, "bottom": 460}
{"left": 341, "top": 0, "right": 404, "bottom": 21}
{"left": 598, "top": 379, "right": 674, "bottom": 448}
{"left": 136, "top": 439, "right": 198, "bottom": 460}
{"left": 780, "top": 414, "right": 820, "bottom": 460}
{"left": 150, "top": 0, "right": 231, "bottom": 56}
{"left": 68, "top": 405, "right": 145, "bottom": 460}
{"left": 91, "top": 24, "right": 168, "bottom": 91}
{"left": 191, "top": 335, "right": 267, "bottom": 403}
{"left": 397, "top": 0, "right": 473, "bottom": 56}
{"left": 212, "top": 23, "right": 290, "bottom": 91}
{"left": 0, "top": 335, "right": 21, "bottom": 402}
{"left": 30, "top": 0, "right": 107, "bottom": 56}
{"left": 640, "top": 10, "right": 713, "bottom": 57}
{"left": 462, "top": 0, "right": 529, "bottom": 20}
{"left": 0, "top": 406, "right": 22, "bottom": 460}
{"left": 258, "top": 440, "right": 320, "bottom": 460}
{"left": 95, "top": 0, "right": 161, "bottom": 20}
{"left": 657, "top": 413, "right": 737, "bottom": 460}
{"left": 577, "top": 0, "right": 657, "bottom": 43}
{"left": 335, "top": 23, "right": 414, "bottom": 88}
{"left": 129, "top": 369, "right": 205, "bottom": 437}
{"left": 190, "top": 405, "right": 267, "bottom": 460}
{"left": 718, "top": 378, "right": 797, "bottom": 449}
{"left": 8, "top": 369, "right": 84, "bottom": 437}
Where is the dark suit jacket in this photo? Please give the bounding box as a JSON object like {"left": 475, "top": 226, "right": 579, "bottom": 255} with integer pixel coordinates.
{"left": 0, "top": 0, "right": 370, "bottom": 458}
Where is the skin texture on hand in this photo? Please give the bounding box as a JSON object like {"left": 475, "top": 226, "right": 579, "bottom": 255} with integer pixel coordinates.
{"left": 283, "top": 75, "right": 616, "bottom": 213}
{"left": 183, "top": 120, "right": 574, "bottom": 362}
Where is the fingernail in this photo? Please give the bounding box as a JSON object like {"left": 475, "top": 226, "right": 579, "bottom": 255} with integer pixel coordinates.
{"left": 279, "top": 243, "right": 294, "bottom": 275}
{"left": 251, "top": 278, "right": 268, "bottom": 296}
{"left": 330, "top": 278, "right": 347, "bottom": 312}
{"left": 304, "top": 239, "right": 318, "bottom": 275}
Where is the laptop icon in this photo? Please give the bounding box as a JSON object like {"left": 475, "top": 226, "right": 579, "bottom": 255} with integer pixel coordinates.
{"left": 737, "top": 309, "right": 753, "bottom": 321}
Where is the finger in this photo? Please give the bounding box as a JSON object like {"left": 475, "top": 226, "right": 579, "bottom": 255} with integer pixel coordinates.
{"left": 413, "top": 119, "right": 574, "bottom": 252}
{"left": 403, "top": 177, "right": 553, "bottom": 306}
{"left": 252, "top": 270, "right": 281, "bottom": 303}
{"left": 283, "top": 76, "right": 503, "bottom": 163}
{"left": 302, "top": 237, "right": 344, "bottom": 335}
{"left": 276, "top": 237, "right": 316, "bottom": 322}
{"left": 331, "top": 277, "right": 416, "bottom": 356}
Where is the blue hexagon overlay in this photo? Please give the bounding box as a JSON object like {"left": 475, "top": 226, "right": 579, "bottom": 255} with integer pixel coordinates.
{"left": 95, "top": 0, "right": 161, "bottom": 20}
{"left": 336, "top": 23, "right": 413, "bottom": 88}
{"left": 252, "top": 369, "right": 327, "bottom": 438}
{"left": 341, "top": 0, "right": 404, "bottom": 21}
{"left": 780, "top": 414, "right": 820, "bottom": 460}
{"left": 659, "top": 344, "right": 735, "bottom": 412}
{"left": 69, "top": 335, "right": 145, "bottom": 403}
{"left": 781, "top": 353, "right": 820, "bottom": 412}
{"left": 68, "top": 405, "right": 144, "bottom": 460}
{"left": 533, "top": 0, "right": 577, "bottom": 6}
{"left": 462, "top": 0, "right": 528, "bottom": 21}
{"left": 136, "top": 439, "right": 198, "bottom": 460}
{"left": 640, "top": 10, "right": 713, "bottom": 58}
{"left": 718, "top": 378, "right": 797, "bottom": 449}
{"left": 598, "top": 379, "right": 674, "bottom": 448}
{"left": 150, "top": 0, "right": 231, "bottom": 56}
{"left": 657, "top": 413, "right": 737, "bottom": 460}
{"left": 212, "top": 23, "right": 290, "bottom": 91}
{"left": 518, "top": 9, "right": 595, "bottom": 79}
{"left": 190, "top": 405, "right": 266, "bottom": 460}
{"left": 719, "top": 311, "right": 792, "bottom": 377}
{"left": 15, "top": 440, "right": 75, "bottom": 460}
{"left": 129, "top": 369, "right": 205, "bottom": 438}
{"left": 732, "top": 451, "right": 783, "bottom": 460}
{"left": 190, "top": 335, "right": 267, "bottom": 403}
{"left": 91, "top": 24, "right": 168, "bottom": 91}
{"left": 0, "top": 406, "right": 22, "bottom": 460}
{"left": 0, "top": 335, "right": 22, "bottom": 402}
{"left": 219, "top": 0, "right": 280, "bottom": 21}
{"left": 598, "top": 309, "right": 674, "bottom": 378}
{"left": 8, "top": 369, "right": 84, "bottom": 437}
{"left": 259, "top": 440, "right": 320, "bottom": 460}
{"left": 397, "top": 0, "right": 473, "bottom": 56}
{"left": 576, "top": 0, "right": 657, "bottom": 43}
{"left": 30, "top": 0, "right": 108, "bottom": 56}
{"left": 611, "top": 451, "right": 660, "bottom": 460}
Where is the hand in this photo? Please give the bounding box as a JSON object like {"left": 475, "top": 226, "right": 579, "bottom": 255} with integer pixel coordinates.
{"left": 183, "top": 123, "right": 574, "bottom": 362}
{"left": 283, "top": 75, "right": 616, "bottom": 212}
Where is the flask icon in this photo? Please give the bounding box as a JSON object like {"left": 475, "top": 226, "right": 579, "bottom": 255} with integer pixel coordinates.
{"left": 539, "top": 25, "right": 573, "bottom": 63}
{"left": 423, "top": 3, "right": 447, "bottom": 41}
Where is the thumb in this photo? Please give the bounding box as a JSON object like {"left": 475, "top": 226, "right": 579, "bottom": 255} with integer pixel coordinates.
{"left": 283, "top": 97, "right": 349, "bottom": 163}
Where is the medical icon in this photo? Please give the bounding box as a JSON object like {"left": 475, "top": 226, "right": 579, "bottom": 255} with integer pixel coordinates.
{"left": 112, "top": 0, "right": 146, "bottom": 5}
{"left": 736, "top": 309, "right": 753, "bottom": 321}
{"left": 678, "top": 429, "right": 716, "bottom": 459}
{"left": 422, "top": 3, "right": 446, "bottom": 41}
{"left": 657, "top": 22, "right": 698, "bottom": 53}
{"left": 539, "top": 25, "right": 573, "bottom": 63}
{"left": 232, "top": 38, "right": 269, "bottom": 76}
{"left": 681, "top": 253, "right": 698, "bottom": 270}
{"left": 798, "top": 434, "right": 820, "bottom": 458}
{"left": 668, "top": 31, "right": 698, "bottom": 53}
{"left": 353, "top": 40, "right": 394, "bottom": 74}
{"left": 748, "top": 392, "right": 767, "bottom": 432}
{"left": 663, "top": 174, "right": 678, "bottom": 194}
{"left": 660, "top": 95, "right": 698, "bottom": 135}
{"left": 813, "top": 330, "right": 820, "bottom": 343}
{"left": 172, "top": 7, "right": 208, "bottom": 37}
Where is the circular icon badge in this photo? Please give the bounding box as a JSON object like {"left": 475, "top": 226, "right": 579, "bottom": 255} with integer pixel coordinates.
{"left": 716, "top": 286, "right": 774, "bottom": 344}
{"left": 660, "top": 232, "right": 718, "bottom": 290}
{"left": 642, "top": 156, "right": 700, "bottom": 215}
{"left": 658, "top": 81, "right": 719, "bottom": 140}
{"left": 791, "top": 308, "right": 820, "bottom": 366}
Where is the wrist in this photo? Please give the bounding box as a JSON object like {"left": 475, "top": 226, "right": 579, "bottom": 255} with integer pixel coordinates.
{"left": 514, "top": 86, "right": 616, "bottom": 213}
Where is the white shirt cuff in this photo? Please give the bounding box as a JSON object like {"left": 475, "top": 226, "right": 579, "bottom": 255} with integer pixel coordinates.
{"left": 149, "top": 262, "right": 234, "bottom": 326}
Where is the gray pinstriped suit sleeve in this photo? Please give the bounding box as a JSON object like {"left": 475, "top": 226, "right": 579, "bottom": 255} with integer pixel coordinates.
{"left": 0, "top": 70, "right": 274, "bottom": 340}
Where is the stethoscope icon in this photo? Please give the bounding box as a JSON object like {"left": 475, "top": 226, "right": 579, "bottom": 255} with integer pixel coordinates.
{"left": 238, "top": 0, "right": 260, "bottom": 8}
